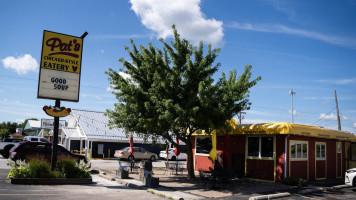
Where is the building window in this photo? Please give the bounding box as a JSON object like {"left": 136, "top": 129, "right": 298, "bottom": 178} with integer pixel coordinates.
{"left": 336, "top": 143, "right": 342, "bottom": 153}
{"left": 315, "top": 143, "right": 326, "bottom": 159}
{"left": 196, "top": 137, "right": 211, "bottom": 154}
{"left": 316, "top": 143, "right": 326, "bottom": 159}
{"left": 290, "top": 141, "right": 308, "bottom": 159}
{"left": 352, "top": 143, "right": 356, "bottom": 161}
{"left": 247, "top": 136, "right": 274, "bottom": 158}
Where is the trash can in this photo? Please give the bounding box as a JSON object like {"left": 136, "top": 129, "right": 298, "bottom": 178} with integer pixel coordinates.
{"left": 139, "top": 161, "right": 152, "bottom": 180}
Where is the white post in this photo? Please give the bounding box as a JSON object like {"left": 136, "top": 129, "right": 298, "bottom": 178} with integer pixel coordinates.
{"left": 289, "top": 89, "right": 296, "bottom": 123}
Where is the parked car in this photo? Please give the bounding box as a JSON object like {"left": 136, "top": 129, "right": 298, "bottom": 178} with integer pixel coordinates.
{"left": 114, "top": 147, "right": 158, "bottom": 161}
{"left": 9, "top": 141, "right": 88, "bottom": 164}
{"left": 23, "top": 136, "right": 50, "bottom": 143}
{"left": 345, "top": 168, "right": 356, "bottom": 187}
{"left": 0, "top": 138, "right": 23, "bottom": 158}
{"left": 159, "top": 148, "right": 187, "bottom": 161}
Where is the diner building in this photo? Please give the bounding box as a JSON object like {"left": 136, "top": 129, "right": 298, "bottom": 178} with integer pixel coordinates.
{"left": 192, "top": 122, "right": 356, "bottom": 182}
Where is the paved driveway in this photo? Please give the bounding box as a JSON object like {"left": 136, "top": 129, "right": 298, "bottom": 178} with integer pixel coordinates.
{"left": 0, "top": 156, "right": 166, "bottom": 200}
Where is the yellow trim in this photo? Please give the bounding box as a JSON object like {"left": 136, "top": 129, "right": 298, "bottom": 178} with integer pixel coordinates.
{"left": 336, "top": 142, "right": 342, "bottom": 178}
{"left": 289, "top": 140, "right": 309, "bottom": 180}
{"left": 245, "top": 136, "right": 247, "bottom": 177}
{"left": 315, "top": 142, "right": 326, "bottom": 180}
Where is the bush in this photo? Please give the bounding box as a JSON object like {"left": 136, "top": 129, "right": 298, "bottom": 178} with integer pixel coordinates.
{"left": 283, "top": 177, "right": 307, "bottom": 187}
{"left": 7, "top": 158, "right": 91, "bottom": 179}
{"left": 56, "top": 158, "right": 91, "bottom": 178}
{"left": 27, "top": 159, "right": 54, "bottom": 178}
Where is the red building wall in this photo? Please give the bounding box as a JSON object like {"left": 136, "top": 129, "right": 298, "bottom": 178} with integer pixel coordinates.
{"left": 246, "top": 159, "right": 274, "bottom": 181}
{"left": 287, "top": 135, "right": 340, "bottom": 181}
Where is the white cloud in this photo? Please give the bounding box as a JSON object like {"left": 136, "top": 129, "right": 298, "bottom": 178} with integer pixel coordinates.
{"left": 81, "top": 94, "right": 102, "bottom": 100}
{"left": 2, "top": 54, "right": 38, "bottom": 75}
{"left": 119, "top": 72, "right": 131, "bottom": 80}
{"left": 316, "top": 78, "right": 356, "bottom": 85}
{"left": 354, "top": 123, "right": 356, "bottom": 128}
{"left": 130, "top": 0, "right": 224, "bottom": 46}
{"left": 319, "top": 113, "right": 349, "bottom": 121}
{"left": 15, "top": 119, "right": 25, "bottom": 123}
{"left": 227, "top": 22, "right": 356, "bottom": 49}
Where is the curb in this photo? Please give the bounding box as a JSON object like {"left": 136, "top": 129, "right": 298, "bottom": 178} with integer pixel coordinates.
{"left": 248, "top": 192, "right": 290, "bottom": 200}
{"left": 298, "top": 187, "right": 324, "bottom": 194}
{"left": 148, "top": 188, "right": 184, "bottom": 200}
{"left": 330, "top": 184, "right": 351, "bottom": 190}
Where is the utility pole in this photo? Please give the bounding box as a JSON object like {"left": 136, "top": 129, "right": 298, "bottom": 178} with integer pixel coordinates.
{"left": 335, "top": 90, "right": 341, "bottom": 130}
{"left": 289, "top": 89, "right": 296, "bottom": 123}
{"left": 238, "top": 112, "right": 246, "bottom": 124}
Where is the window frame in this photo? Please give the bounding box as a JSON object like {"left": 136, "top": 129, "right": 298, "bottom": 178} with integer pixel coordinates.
{"left": 315, "top": 142, "right": 326, "bottom": 160}
{"left": 195, "top": 136, "right": 212, "bottom": 156}
{"left": 246, "top": 136, "right": 275, "bottom": 159}
{"left": 290, "top": 141, "right": 308, "bottom": 160}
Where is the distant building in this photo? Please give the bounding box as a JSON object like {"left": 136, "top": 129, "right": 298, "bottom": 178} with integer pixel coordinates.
{"left": 23, "top": 120, "right": 41, "bottom": 136}
{"left": 62, "top": 109, "right": 166, "bottom": 158}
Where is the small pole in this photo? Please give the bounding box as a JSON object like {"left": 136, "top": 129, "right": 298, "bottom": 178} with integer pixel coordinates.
{"left": 51, "top": 99, "right": 60, "bottom": 171}
{"left": 289, "top": 89, "right": 296, "bottom": 123}
{"left": 335, "top": 90, "right": 341, "bottom": 130}
{"left": 81, "top": 32, "right": 88, "bottom": 39}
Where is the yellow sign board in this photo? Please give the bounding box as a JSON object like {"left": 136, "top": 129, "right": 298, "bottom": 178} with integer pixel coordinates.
{"left": 41, "top": 31, "right": 83, "bottom": 73}
{"left": 38, "top": 30, "right": 84, "bottom": 102}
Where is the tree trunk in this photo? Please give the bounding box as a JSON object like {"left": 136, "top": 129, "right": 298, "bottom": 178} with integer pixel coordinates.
{"left": 185, "top": 139, "right": 195, "bottom": 179}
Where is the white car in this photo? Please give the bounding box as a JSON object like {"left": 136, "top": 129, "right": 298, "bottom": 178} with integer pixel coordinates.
{"left": 159, "top": 148, "right": 187, "bottom": 161}
{"left": 345, "top": 168, "right": 356, "bottom": 187}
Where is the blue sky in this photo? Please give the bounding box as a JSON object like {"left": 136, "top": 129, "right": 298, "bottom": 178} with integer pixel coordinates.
{"left": 0, "top": 0, "right": 355, "bottom": 134}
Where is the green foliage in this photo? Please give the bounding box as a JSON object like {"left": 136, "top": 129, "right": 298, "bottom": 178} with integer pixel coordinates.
{"left": 56, "top": 158, "right": 91, "bottom": 178}
{"left": 27, "top": 159, "right": 54, "bottom": 178}
{"left": 105, "top": 25, "right": 261, "bottom": 178}
{"left": 0, "top": 128, "right": 10, "bottom": 139}
{"left": 283, "top": 177, "right": 307, "bottom": 187}
{"left": 7, "top": 158, "right": 91, "bottom": 179}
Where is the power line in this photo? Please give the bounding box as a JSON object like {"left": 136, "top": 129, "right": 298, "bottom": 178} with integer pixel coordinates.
{"left": 311, "top": 107, "right": 336, "bottom": 126}
{"left": 0, "top": 74, "right": 108, "bottom": 90}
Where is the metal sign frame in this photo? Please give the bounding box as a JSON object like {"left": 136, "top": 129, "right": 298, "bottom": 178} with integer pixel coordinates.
{"left": 37, "top": 30, "right": 84, "bottom": 102}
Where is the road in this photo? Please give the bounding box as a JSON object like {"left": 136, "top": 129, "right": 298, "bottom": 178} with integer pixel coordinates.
{"left": 0, "top": 156, "right": 167, "bottom": 200}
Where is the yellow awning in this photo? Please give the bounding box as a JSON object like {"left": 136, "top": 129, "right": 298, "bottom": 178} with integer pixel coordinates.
{"left": 232, "top": 122, "right": 356, "bottom": 141}
{"left": 193, "top": 122, "right": 356, "bottom": 141}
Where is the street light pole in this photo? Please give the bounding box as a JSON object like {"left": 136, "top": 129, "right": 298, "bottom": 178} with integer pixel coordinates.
{"left": 289, "top": 89, "right": 296, "bottom": 123}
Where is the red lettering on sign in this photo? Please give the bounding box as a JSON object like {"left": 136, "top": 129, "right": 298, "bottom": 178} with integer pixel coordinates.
{"left": 46, "top": 38, "right": 80, "bottom": 58}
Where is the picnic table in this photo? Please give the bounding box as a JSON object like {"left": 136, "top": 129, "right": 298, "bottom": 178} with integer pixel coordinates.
{"left": 165, "top": 161, "right": 186, "bottom": 175}
{"left": 119, "top": 160, "right": 140, "bottom": 173}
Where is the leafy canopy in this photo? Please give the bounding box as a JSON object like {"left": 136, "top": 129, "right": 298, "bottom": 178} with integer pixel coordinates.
{"left": 106, "top": 25, "right": 261, "bottom": 179}
{"left": 106, "top": 25, "right": 260, "bottom": 143}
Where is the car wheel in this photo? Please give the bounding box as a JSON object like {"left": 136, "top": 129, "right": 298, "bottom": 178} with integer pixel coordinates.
{"left": 171, "top": 156, "right": 176, "bottom": 161}
{"left": 353, "top": 177, "right": 356, "bottom": 187}
{"left": 150, "top": 155, "right": 156, "bottom": 162}
{"left": 2, "top": 145, "right": 14, "bottom": 158}
{"left": 128, "top": 155, "right": 134, "bottom": 161}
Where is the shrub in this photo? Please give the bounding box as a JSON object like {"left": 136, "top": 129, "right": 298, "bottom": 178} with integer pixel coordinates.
{"left": 27, "top": 159, "right": 54, "bottom": 178}
{"left": 56, "top": 158, "right": 91, "bottom": 178}
{"left": 283, "top": 177, "right": 307, "bottom": 187}
{"left": 7, "top": 158, "right": 91, "bottom": 179}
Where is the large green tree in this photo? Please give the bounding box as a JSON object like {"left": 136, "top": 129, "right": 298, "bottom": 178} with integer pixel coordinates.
{"left": 106, "top": 26, "right": 261, "bottom": 178}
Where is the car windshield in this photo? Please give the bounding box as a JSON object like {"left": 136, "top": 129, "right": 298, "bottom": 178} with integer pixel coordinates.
{"left": 120, "top": 147, "right": 130, "bottom": 151}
